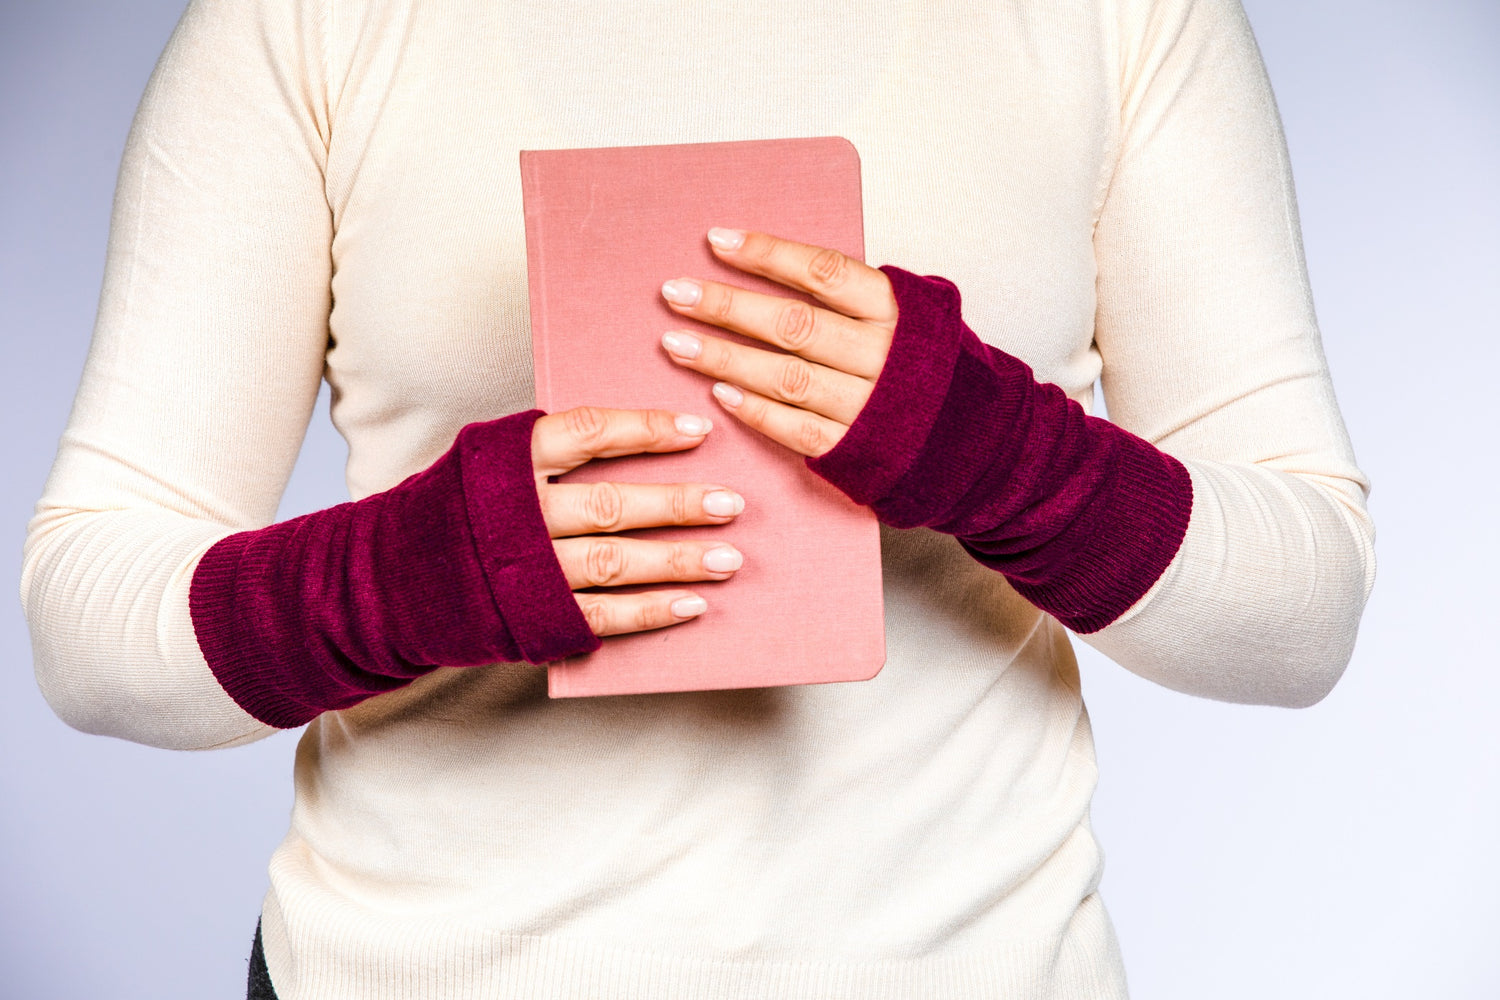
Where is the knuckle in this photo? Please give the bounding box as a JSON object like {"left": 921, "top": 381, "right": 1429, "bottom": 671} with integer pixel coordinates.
{"left": 752, "top": 235, "right": 778, "bottom": 264}
{"left": 579, "top": 597, "right": 611, "bottom": 636}
{"left": 776, "top": 358, "right": 814, "bottom": 404}
{"left": 710, "top": 285, "right": 735, "bottom": 323}
{"left": 564, "top": 405, "right": 610, "bottom": 451}
{"left": 808, "top": 248, "right": 849, "bottom": 290}
{"left": 667, "top": 542, "right": 695, "bottom": 579}
{"left": 648, "top": 409, "right": 678, "bottom": 440}
{"left": 670, "top": 485, "right": 690, "bottom": 524}
{"left": 704, "top": 341, "right": 734, "bottom": 377}
{"left": 797, "top": 418, "right": 829, "bottom": 456}
{"left": 632, "top": 601, "right": 662, "bottom": 634}
{"left": 584, "top": 539, "right": 626, "bottom": 587}
{"left": 776, "top": 301, "right": 816, "bottom": 351}
{"left": 741, "top": 392, "right": 770, "bottom": 426}
{"left": 583, "top": 481, "right": 624, "bottom": 530}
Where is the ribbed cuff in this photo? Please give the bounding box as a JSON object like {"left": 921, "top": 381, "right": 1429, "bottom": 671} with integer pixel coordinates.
{"left": 190, "top": 528, "right": 291, "bottom": 725}
{"left": 964, "top": 433, "right": 1193, "bottom": 634}
{"left": 189, "top": 506, "right": 417, "bottom": 730}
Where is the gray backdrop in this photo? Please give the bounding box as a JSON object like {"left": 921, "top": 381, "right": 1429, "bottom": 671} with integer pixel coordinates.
{"left": 2, "top": 1, "right": 1496, "bottom": 996}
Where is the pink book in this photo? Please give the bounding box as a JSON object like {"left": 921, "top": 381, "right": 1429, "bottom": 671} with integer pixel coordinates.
{"left": 521, "top": 136, "right": 885, "bottom": 698}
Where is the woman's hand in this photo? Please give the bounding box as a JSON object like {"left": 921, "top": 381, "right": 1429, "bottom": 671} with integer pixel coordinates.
{"left": 657, "top": 228, "right": 898, "bottom": 457}
{"left": 534, "top": 230, "right": 894, "bottom": 639}
{"left": 531, "top": 406, "right": 746, "bottom": 638}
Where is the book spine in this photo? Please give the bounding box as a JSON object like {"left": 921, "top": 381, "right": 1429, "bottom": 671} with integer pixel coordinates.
{"left": 519, "top": 152, "right": 553, "bottom": 413}
{"left": 523, "top": 150, "right": 577, "bottom": 697}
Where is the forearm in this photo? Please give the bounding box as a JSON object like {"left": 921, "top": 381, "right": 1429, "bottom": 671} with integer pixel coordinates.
{"left": 22, "top": 507, "right": 274, "bottom": 751}
{"left": 190, "top": 409, "right": 599, "bottom": 730}
{"left": 1081, "top": 458, "right": 1375, "bottom": 707}
{"left": 809, "top": 265, "right": 1193, "bottom": 635}
{"left": 807, "top": 265, "right": 1373, "bottom": 707}
{"left": 25, "top": 409, "right": 601, "bottom": 742}
{"left": 802, "top": 0, "right": 1381, "bottom": 705}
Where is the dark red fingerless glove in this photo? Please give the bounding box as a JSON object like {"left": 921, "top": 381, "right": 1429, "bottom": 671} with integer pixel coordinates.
{"left": 189, "top": 408, "right": 600, "bottom": 728}
{"left": 807, "top": 266, "right": 1193, "bottom": 634}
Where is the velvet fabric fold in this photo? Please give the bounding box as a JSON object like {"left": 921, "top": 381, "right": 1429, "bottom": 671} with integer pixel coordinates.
{"left": 807, "top": 266, "right": 1194, "bottom": 634}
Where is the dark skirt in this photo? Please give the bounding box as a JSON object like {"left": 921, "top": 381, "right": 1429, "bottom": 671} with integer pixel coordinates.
{"left": 247, "top": 921, "right": 279, "bottom": 1000}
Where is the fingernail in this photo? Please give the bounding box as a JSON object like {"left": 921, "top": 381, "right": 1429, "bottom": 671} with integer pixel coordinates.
{"left": 712, "top": 382, "right": 743, "bottom": 408}
{"left": 702, "top": 546, "right": 743, "bottom": 573}
{"left": 671, "top": 596, "right": 708, "bottom": 618}
{"left": 662, "top": 331, "right": 702, "bottom": 360}
{"left": 674, "top": 413, "right": 712, "bottom": 436}
{"left": 707, "top": 227, "right": 745, "bottom": 250}
{"left": 702, "top": 490, "right": 744, "bottom": 516}
{"left": 661, "top": 279, "right": 701, "bottom": 306}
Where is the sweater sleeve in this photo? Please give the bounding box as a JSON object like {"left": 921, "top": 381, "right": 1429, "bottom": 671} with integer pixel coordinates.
{"left": 1082, "top": 0, "right": 1376, "bottom": 706}
{"left": 816, "top": 0, "right": 1375, "bottom": 708}
{"left": 20, "top": 0, "right": 593, "bottom": 747}
{"left": 20, "top": 0, "right": 326, "bottom": 750}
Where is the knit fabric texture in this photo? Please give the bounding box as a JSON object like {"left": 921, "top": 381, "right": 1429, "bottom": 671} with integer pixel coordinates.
{"left": 189, "top": 408, "right": 599, "bottom": 728}
{"left": 809, "top": 266, "right": 1193, "bottom": 633}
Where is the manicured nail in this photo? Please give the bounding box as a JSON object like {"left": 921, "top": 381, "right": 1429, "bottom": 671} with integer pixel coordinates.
{"left": 702, "top": 546, "right": 743, "bottom": 573}
{"left": 712, "top": 382, "right": 743, "bottom": 408}
{"left": 662, "top": 331, "right": 702, "bottom": 360}
{"left": 671, "top": 596, "right": 708, "bottom": 618}
{"left": 674, "top": 413, "right": 712, "bottom": 436}
{"left": 707, "top": 227, "right": 745, "bottom": 250}
{"left": 661, "top": 279, "right": 701, "bottom": 306}
{"left": 702, "top": 490, "right": 744, "bottom": 516}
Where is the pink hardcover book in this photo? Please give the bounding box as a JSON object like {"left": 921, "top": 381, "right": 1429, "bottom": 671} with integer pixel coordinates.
{"left": 520, "top": 136, "right": 885, "bottom": 698}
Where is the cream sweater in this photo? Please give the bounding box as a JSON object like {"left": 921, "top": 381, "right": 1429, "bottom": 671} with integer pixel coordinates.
{"left": 21, "top": 0, "right": 1375, "bottom": 996}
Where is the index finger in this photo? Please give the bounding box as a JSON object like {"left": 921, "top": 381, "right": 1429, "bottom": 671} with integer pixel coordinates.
{"left": 705, "top": 228, "right": 897, "bottom": 326}
{"left": 532, "top": 406, "right": 712, "bottom": 477}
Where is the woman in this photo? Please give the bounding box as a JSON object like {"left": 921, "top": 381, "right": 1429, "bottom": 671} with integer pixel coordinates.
{"left": 21, "top": 0, "right": 1375, "bottom": 996}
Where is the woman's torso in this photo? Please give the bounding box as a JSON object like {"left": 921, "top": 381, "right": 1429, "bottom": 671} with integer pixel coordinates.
{"left": 263, "top": 0, "right": 1125, "bottom": 993}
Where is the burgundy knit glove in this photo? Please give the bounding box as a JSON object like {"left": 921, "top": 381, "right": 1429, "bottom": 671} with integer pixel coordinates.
{"left": 189, "top": 408, "right": 600, "bottom": 728}
{"left": 807, "top": 266, "right": 1193, "bottom": 634}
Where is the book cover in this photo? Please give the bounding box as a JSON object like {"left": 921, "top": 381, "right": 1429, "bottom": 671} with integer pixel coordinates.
{"left": 521, "top": 136, "right": 884, "bottom": 697}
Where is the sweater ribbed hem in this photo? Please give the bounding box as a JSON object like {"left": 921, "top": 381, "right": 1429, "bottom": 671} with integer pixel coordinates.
{"left": 259, "top": 886, "right": 1127, "bottom": 1000}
